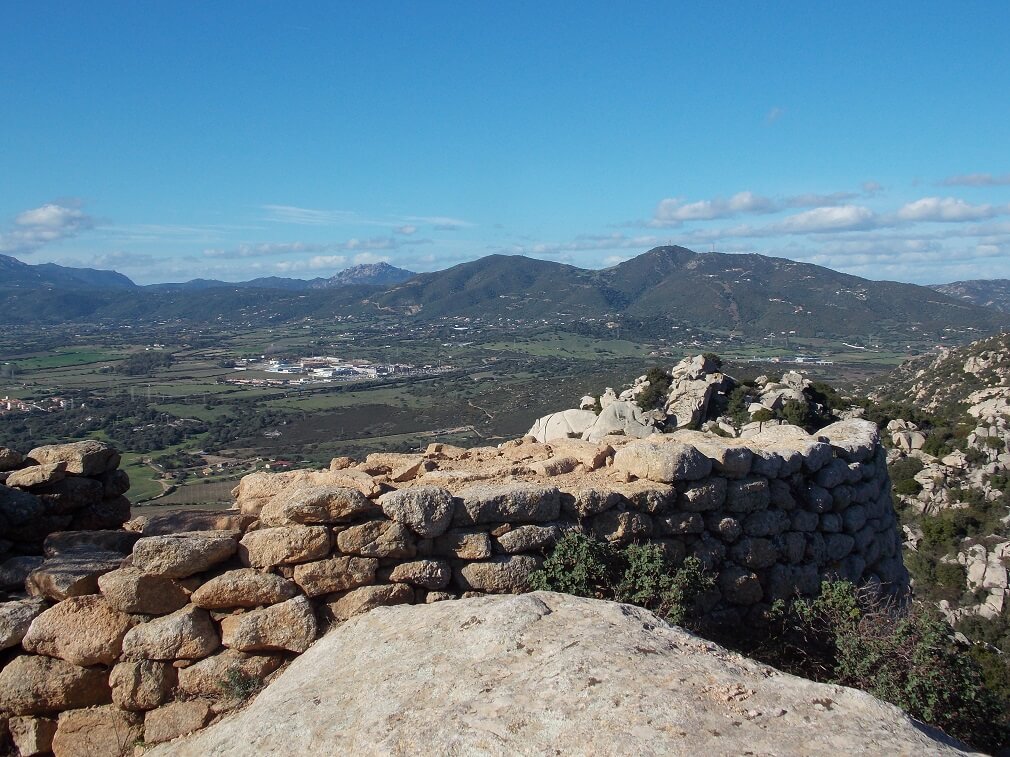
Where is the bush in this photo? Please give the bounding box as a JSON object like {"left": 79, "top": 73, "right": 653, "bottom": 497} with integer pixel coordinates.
{"left": 220, "top": 668, "right": 262, "bottom": 700}
{"left": 701, "top": 352, "right": 723, "bottom": 371}
{"left": 893, "top": 478, "right": 923, "bottom": 496}
{"left": 635, "top": 367, "right": 672, "bottom": 411}
{"left": 530, "top": 532, "right": 714, "bottom": 628}
{"left": 751, "top": 408, "right": 774, "bottom": 423}
{"left": 770, "top": 581, "right": 1008, "bottom": 751}
{"left": 781, "top": 399, "right": 812, "bottom": 429}
{"left": 889, "top": 456, "right": 924, "bottom": 482}
{"left": 725, "top": 386, "right": 752, "bottom": 429}
{"left": 528, "top": 531, "right": 618, "bottom": 598}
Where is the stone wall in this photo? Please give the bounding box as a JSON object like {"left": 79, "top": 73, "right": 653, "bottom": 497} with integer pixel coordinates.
{"left": 0, "top": 440, "right": 130, "bottom": 565}
{"left": 0, "top": 419, "right": 905, "bottom": 754}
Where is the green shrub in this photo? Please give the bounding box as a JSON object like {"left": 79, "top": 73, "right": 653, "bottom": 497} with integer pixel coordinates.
{"left": 635, "top": 367, "right": 672, "bottom": 411}
{"left": 933, "top": 562, "right": 967, "bottom": 597}
{"left": 806, "top": 381, "right": 844, "bottom": 414}
{"left": 921, "top": 429, "right": 955, "bottom": 458}
{"left": 888, "top": 456, "right": 924, "bottom": 482}
{"left": 989, "top": 474, "right": 1010, "bottom": 494}
{"left": 781, "top": 399, "right": 812, "bottom": 429}
{"left": 893, "top": 478, "right": 923, "bottom": 496}
{"left": 701, "top": 352, "right": 723, "bottom": 371}
{"left": 986, "top": 436, "right": 1006, "bottom": 451}
{"left": 967, "top": 448, "right": 988, "bottom": 466}
{"left": 725, "top": 386, "right": 752, "bottom": 429}
{"left": 751, "top": 408, "right": 774, "bottom": 423}
{"left": 220, "top": 668, "right": 262, "bottom": 700}
{"left": 531, "top": 532, "right": 714, "bottom": 628}
{"left": 528, "top": 531, "right": 618, "bottom": 598}
{"left": 773, "top": 581, "right": 1008, "bottom": 751}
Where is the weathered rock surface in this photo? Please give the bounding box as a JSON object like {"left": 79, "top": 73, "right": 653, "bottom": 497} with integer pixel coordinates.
{"left": 0, "top": 555, "right": 45, "bottom": 589}
{"left": 52, "top": 704, "right": 142, "bottom": 757}
{"left": 239, "top": 526, "right": 331, "bottom": 568}
{"left": 527, "top": 408, "right": 598, "bottom": 443}
{"left": 458, "top": 555, "right": 541, "bottom": 593}
{"left": 130, "top": 531, "right": 237, "bottom": 578}
{"left": 28, "top": 440, "right": 120, "bottom": 476}
{"left": 387, "top": 559, "right": 451, "bottom": 589}
{"left": 219, "top": 595, "right": 317, "bottom": 653}
{"left": 377, "top": 486, "right": 454, "bottom": 537}
{"left": 128, "top": 509, "right": 254, "bottom": 536}
{"left": 292, "top": 556, "right": 377, "bottom": 597}
{"left": 8, "top": 715, "right": 57, "bottom": 756}
{"left": 0, "top": 654, "right": 110, "bottom": 715}
{"left": 26, "top": 551, "right": 124, "bottom": 601}
{"left": 5, "top": 462, "right": 66, "bottom": 489}
{"left": 612, "top": 438, "right": 712, "bottom": 483}
{"left": 98, "top": 567, "right": 190, "bottom": 615}
{"left": 455, "top": 483, "right": 561, "bottom": 525}
{"left": 43, "top": 529, "right": 139, "bottom": 556}
{"left": 0, "top": 597, "right": 48, "bottom": 651}
{"left": 336, "top": 520, "right": 416, "bottom": 559}
{"left": 0, "top": 446, "right": 24, "bottom": 472}
{"left": 110, "top": 659, "right": 176, "bottom": 711}
{"left": 324, "top": 584, "right": 414, "bottom": 622}
{"left": 120, "top": 605, "right": 219, "bottom": 661}
{"left": 258, "top": 484, "right": 374, "bottom": 526}
{"left": 152, "top": 593, "right": 971, "bottom": 756}
{"left": 190, "top": 568, "right": 298, "bottom": 609}
{"left": 144, "top": 700, "right": 211, "bottom": 745}
{"left": 175, "top": 649, "right": 283, "bottom": 698}
{"left": 21, "top": 595, "right": 133, "bottom": 666}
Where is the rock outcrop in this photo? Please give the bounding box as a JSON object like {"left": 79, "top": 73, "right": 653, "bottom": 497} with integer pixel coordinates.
{"left": 151, "top": 592, "right": 971, "bottom": 756}
{"left": 527, "top": 355, "right": 837, "bottom": 443}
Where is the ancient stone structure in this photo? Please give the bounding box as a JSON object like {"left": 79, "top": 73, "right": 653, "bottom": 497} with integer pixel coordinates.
{"left": 0, "top": 418, "right": 905, "bottom": 753}
{"left": 0, "top": 440, "right": 130, "bottom": 569}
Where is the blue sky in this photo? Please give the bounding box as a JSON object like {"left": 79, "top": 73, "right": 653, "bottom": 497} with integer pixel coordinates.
{"left": 1, "top": 2, "right": 1009, "bottom": 285}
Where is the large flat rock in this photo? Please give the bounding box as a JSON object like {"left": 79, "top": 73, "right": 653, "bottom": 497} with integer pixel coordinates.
{"left": 152, "top": 592, "right": 973, "bottom": 756}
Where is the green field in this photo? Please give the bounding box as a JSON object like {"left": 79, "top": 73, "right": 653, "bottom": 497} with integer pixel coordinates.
{"left": 0, "top": 319, "right": 915, "bottom": 505}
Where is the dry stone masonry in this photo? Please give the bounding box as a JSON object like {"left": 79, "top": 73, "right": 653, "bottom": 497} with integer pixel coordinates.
{"left": 0, "top": 417, "right": 905, "bottom": 754}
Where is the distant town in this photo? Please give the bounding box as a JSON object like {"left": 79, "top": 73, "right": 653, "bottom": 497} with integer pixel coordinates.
{"left": 223, "top": 355, "right": 455, "bottom": 387}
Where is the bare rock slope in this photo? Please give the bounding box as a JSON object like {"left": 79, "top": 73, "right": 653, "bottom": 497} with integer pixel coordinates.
{"left": 154, "top": 591, "right": 972, "bottom": 756}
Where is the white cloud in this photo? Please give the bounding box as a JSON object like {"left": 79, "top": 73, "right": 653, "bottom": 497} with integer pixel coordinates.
{"left": 203, "top": 242, "right": 328, "bottom": 259}
{"left": 262, "top": 205, "right": 361, "bottom": 226}
{"left": 352, "top": 252, "right": 391, "bottom": 265}
{"left": 776, "top": 205, "right": 878, "bottom": 233}
{"left": 652, "top": 191, "right": 777, "bottom": 225}
{"left": 765, "top": 106, "right": 784, "bottom": 124}
{"left": 274, "top": 255, "right": 349, "bottom": 273}
{"left": 940, "top": 173, "right": 1010, "bottom": 187}
{"left": 203, "top": 236, "right": 430, "bottom": 260}
{"left": 406, "top": 215, "right": 475, "bottom": 230}
{"left": 896, "top": 197, "right": 1001, "bottom": 222}
{"left": 785, "top": 192, "right": 859, "bottom": 208}
{"left": 0, "top": 202, "right": 95, "bottom": 255}
{"left": 396, "top": 225, "right": 417, "bottom": 235}
{"left": 862, "top": 180, "right": 884, "bottom": 195}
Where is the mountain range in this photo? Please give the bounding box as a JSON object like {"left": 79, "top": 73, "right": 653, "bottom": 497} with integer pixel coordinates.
{"left": 1, "top": 247, "right": 1008, "bottom": 341}
{"left": 930, "top": 279, "right": 1010, "bottom": 313}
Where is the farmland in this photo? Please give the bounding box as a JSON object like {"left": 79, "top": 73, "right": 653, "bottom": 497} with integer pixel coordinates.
{"left": 0, "top": 315, "right": 919, "bottom": 507}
